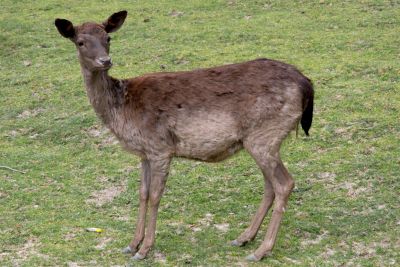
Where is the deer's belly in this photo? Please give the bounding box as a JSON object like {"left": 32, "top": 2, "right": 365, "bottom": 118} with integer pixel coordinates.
{"left": 174, "top": 111, "right": 242, "bottom": 161}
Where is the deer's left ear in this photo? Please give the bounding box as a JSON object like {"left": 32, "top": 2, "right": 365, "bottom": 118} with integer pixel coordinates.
{"left": 103, "top": 10, "right": 128, "bottom": 33}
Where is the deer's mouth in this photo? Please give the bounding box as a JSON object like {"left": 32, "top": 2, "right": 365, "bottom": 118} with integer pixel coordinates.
{"left": 94, "top": 57, "right": 113, "bottom": 70}
{"left": 96, "top": 64, "right": 112, "bottom": 70}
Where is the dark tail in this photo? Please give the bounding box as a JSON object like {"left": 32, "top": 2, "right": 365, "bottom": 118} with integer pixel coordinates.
{"left": 300, "top": 77, "right": 314, "bottom": 136}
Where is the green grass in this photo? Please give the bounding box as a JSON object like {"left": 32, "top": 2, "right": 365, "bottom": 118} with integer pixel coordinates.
{"left": 1, "top": 0, "right": 399, "bottom": 266}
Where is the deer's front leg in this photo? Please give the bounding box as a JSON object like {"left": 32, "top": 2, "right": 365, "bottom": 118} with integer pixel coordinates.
{"left": 132, "top": 156, "right": 171, "bottom": 260}
{"left": 123, "top": 159, "right": 151, "bottom": 255}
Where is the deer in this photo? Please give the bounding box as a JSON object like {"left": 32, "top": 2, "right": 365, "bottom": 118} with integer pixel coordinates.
{"left": 54, "top": 10, "right": 314, "bottom": 261}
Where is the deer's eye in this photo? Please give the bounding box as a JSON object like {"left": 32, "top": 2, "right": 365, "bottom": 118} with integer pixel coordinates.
{"left": 107, "top": 37, "right": 111, "bottom": 43}
{"left": 78, "top": 41, "right": 84, "bottom": 47}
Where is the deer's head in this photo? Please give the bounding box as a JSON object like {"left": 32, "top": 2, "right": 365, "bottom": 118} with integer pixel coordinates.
{"left": 55, "top": 11, "right": 127, "bottom": 71}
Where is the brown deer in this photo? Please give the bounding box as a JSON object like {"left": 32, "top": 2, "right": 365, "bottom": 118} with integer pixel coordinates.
{"left": 55, "top": 11, "right": 314, "bottom": 261}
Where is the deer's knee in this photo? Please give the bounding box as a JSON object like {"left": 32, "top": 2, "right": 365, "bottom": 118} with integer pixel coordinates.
{"left": 148, "top": 184, "right": 166, "bottom": 206}
{"left": 139, "top": 188, "right": 149, "bottom": 202}
{"left": 149, "top": 192, "right": 163, "bottom": 205}
{"left": 270, "top": 161, "right": 295, "bottom": 198}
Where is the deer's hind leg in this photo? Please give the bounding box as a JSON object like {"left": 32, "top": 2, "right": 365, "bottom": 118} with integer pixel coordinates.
{"left": 241, "top": 130, "right": 295, "bottom": 261}
{"left": 231, "top": 170, "right": 275, "bottom": 246}
{"left": 246, "top": 159, "right": 294, "bottom": 261}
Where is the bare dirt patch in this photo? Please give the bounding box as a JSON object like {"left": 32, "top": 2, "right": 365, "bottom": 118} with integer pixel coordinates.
{"left": 340, "top": 181, "right": 371, "bottom": 199}
{"left": 95, "top": 237, "right": 113, "bottom": 250}
{"left": 17, "top": 108, "right": 45, "bottom": 119}
{"left": 214, "top": 223, "right": 230, "bottom": 233}
{"left": 3, "top": 237, "right": 50, "bottom": 265}
{"left": 67, "top": 261, "right": 98, "bottom": 267}
{"left": 86, "top": 184, "right": 126, "bottom": 207}
{"left": 301, "top": 231, "right": 329, "bottom": 247}
{"left": 154, "top": 251, "right": 167, "bottom": 264}
{"left": 352, "top": 241, "right": 376, "bottom": 258}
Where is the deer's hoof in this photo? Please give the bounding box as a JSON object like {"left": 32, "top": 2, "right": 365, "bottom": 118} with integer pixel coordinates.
{"left": 122, "top": 246, "right": 132, "bottom": 254}
{"left": 131, "top": 252, "right": 146, "bottom": 261}
{"left": 231, "top": 240, "right": 245, "bottom": 247}
{"left": 245, "top": 254, "right": 261, "bottom": 262}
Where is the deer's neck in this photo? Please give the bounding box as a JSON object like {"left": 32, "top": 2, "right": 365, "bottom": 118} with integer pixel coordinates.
{"left": 81, "top": 67, "right": 125, "bottom": 126}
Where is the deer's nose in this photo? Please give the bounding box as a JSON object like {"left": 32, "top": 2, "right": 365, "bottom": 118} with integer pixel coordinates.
{"left": 97, "top": 56, "right": 112, "bottom": 67}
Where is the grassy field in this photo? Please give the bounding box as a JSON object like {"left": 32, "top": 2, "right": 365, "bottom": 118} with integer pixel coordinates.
{"left": 1, "top": 0, "right": 399, "bottom": 266}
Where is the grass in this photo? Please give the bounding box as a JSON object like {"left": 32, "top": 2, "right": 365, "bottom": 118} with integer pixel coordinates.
{"left": 1, "top": 0, "right": 399, "bottom": 266}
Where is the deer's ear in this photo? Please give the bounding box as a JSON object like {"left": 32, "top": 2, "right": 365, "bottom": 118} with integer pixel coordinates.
{"left": 55, "top": 19, "right": 75, "bottom": 38}
{"left": 103, "top": 10, "right": 127, "bottom": 33}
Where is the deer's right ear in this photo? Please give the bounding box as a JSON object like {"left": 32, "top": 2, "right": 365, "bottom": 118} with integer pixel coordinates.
{"left": 55, "top": 19, "right": 75, "bottom": 39}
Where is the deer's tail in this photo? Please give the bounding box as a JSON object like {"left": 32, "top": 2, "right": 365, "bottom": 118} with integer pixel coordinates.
{"left": 300, "top": 77, "right": 314, "bottom": 136}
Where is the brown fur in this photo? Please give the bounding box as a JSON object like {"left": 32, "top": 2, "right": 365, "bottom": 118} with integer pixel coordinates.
{"left": 55, "top": 11, "right": 314, "bottom": 261}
